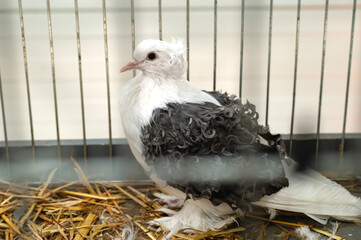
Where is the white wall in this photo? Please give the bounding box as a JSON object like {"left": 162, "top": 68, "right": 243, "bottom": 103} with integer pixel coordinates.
{"left": 0, "top": 0, "right": 360, "bottom": 142}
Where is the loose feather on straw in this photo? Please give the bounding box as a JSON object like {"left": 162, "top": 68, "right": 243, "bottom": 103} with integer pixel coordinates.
{"left": 295, "top": 222, "right": 340, "bottom": 240}
{"left": 121, "top": 220, "right": 138, "bottom": 240}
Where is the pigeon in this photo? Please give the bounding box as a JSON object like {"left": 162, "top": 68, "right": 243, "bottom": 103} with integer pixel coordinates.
{"left": 119, "top": 38, "right": 361, "bottom": 238}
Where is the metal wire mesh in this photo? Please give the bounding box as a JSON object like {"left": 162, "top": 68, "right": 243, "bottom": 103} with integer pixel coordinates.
{"left": 0, "top": 0, "right": 359, "bottom": 180}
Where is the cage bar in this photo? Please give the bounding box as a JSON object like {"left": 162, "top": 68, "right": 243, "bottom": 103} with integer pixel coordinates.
{"left": 102, "top": 0, "right": 113, "bottom": 161}
{"left": 74, "top": 0, "right": 87, "bottom": 166}
{"left": 315, "top": 0, "right": 329, "bottom": 167}
{"left": 340, "top": 0, "right": 357, "bottom": 169}
{"left": 18, "top": 0, "right": 36, "bottom": 162}
{"left": 158, "top": 0, "right": 162, "bottom": 40}
{"left": 0, "top": 71, "right": 10, "bottom": 168}
{"left": 186, "top": 0, "right": 190, "bottom": 81}
{"left": 46, "top": 0, "right": 61, "bottom": 163}
{"left": 213, "top": 0, "right": 217, "bottom": 90}
{"left": 131, "top": 0, "right": 136, "bottom": 77}
{"left": 265, "top": 0, "right": 273, "bottom": 126}
{"left": 239, "top": 0, "right": 245, "bottom": 100}
{"left": 289, "top": 0, "right": 301, "bottom": 156}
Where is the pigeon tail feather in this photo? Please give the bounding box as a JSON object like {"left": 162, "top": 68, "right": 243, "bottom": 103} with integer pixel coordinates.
{"left": 252, "top": 157, "right": 361, "bottom": 223}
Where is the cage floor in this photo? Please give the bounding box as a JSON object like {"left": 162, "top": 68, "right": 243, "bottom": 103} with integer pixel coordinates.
{"left": 0, "top": 159, "right": 360, "bottom": 239}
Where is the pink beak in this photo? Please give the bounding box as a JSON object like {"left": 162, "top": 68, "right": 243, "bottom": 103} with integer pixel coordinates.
{"left": 120, "top": 59, "right": 138, "bottom": 73}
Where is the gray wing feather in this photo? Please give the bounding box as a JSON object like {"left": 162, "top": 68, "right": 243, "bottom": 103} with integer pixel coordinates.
{"left": 141, "top": 91, "right": 288, "bottom": 211}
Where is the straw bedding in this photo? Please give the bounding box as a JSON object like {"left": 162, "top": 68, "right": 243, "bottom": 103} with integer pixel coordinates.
{"left": 0, "top": 157, "right": 359, "bottom": 240}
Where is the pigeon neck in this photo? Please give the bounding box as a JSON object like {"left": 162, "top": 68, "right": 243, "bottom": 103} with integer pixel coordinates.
{"left": 141, "top": 69, "right": 182, "bottom": 81}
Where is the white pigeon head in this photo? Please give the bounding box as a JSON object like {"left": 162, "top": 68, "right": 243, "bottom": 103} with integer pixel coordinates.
{"left": 120, "top": 38, "right": 187, "bottom": 78}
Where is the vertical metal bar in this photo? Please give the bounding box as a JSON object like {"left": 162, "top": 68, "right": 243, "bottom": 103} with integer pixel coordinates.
{"left": 131, "top": 0, "right": 136, "bottom": 77}
{"left": 74, "top": 0, "right": 87, "bottom": 167}
{"left": 102, "top": 0, "right": 113, "bottom": 162}
{"left": 265, "top": 0, "right": 273, "bottom": 126}
{"left": 46, "top": 0, "right": 61, "bottom": 163}
{"left": 18, "top": 0, "right": 35, "bottom": 162}
{"left": 289, "top": 0, "right": 301, "bottom": 156}
{"left": 158, "top": 0, "right": 162, "bottom": 40}
{"left": 0, "top": 71, "right": 10, "bottom": 169}
{"left": 239, "top": 0, "right": 245, "bottom": 100}
{"left": 186, "top": 0, "right": 190, "bottom": 81}
{"left": 213, "top": 0, "right": 217, "bottom": 91}
{"left": 340, "top": 0, "right": 357, "bottom": 170}
{"left": 315, "top": 0, "right": 329, "bottom": 167}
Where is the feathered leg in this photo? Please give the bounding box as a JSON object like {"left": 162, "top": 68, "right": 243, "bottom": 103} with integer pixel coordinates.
{"left": 149, "top": 199, "right": 239, "bottom": 239}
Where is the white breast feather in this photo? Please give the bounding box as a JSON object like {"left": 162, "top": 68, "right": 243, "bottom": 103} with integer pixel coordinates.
{"left": 119, "top": 73, "right": 220, "bottom": 197}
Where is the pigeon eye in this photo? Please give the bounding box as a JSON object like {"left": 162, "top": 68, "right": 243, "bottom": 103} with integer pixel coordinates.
{"left": 147, "top": 52, "right": 157, "bottom": 61}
